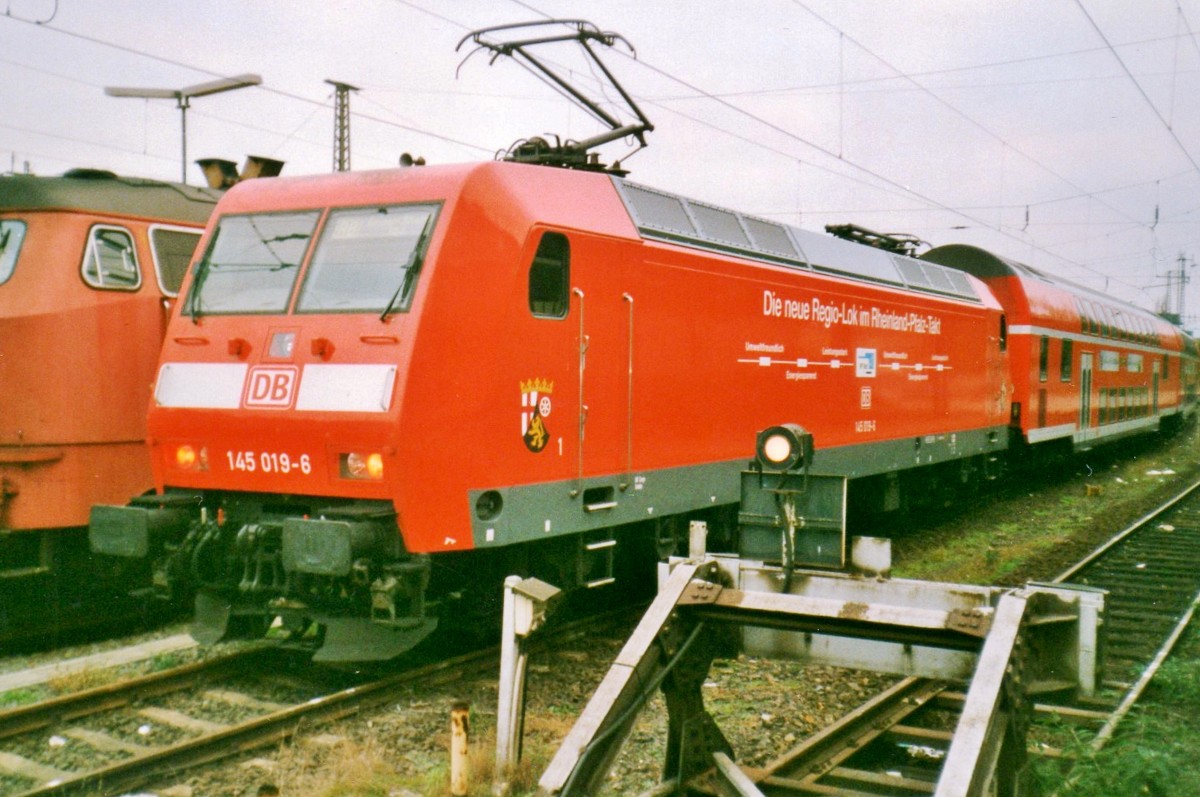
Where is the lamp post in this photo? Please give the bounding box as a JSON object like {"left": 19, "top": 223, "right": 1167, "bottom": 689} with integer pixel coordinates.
{"left": 104, "top": 74, "right": 262, "bottom": 184}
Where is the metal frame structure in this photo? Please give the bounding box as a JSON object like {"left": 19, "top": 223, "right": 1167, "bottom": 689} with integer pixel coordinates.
{"left": 325, "top": 80, "right": 360, "bottom": 173}
{"left": 536, "top": 552, "right": 1106, "bottom": 797}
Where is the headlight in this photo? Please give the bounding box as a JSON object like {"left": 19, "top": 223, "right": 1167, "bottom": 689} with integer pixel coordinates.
{"left": 174, "top": 444, "right": 209, "bottom": 471}
{"left": 341, "top": 451, "right": 384, "bottom": 480}
{"left": 755, "top": 424, "right": 812, "bottom": 472}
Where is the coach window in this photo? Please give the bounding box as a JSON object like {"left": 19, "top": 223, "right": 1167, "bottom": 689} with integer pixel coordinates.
{"left": 528, "top": 232, "right": 569, "bottom": 318}
{"left": 0, "top": 220, "right": 26, "bottom": 286}
{"left": 1060, "top": 338, "right": 1073, "bottom": 382}
{"left": 82, "top": 225, "right": 140, "bottom": 290}
{"left": 149, "top": 226, "right": 202, "bottom": 296}
{"left": 1038, "top": 335, "right": 1049, "bottom": 382}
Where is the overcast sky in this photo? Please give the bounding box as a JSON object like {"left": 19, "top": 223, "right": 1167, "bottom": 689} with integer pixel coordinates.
{"left": 5, "top": 1, "right": 1200, "bottom": 326}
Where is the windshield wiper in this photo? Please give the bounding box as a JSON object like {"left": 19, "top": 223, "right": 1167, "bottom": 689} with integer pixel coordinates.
{"left": 380, "top": 216, "right": 434, "bottom": 322}
{"left": 186, "top": 228, "right": 219, "bottom": 324}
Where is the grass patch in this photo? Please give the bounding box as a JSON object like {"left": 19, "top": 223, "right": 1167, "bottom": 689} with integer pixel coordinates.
{"left": 1031, "top": 611, "right": 1200, "bottom": 795}
{"left": 1033, "top": 657, "right": 1200, "bottom": 795}
{"left": 260, "top": 709, "right": 564, "bottom": 797}
{"left": 147, "top": 651, "right": 185, "bottom": 672}
{"left": 0, "top": 686, "right": 45, "bottom": 708}
{"left": 46, "top": 667, "right": 110, "bottom": 694}
{"left": 892, "top": 428, "right": 1200, "bottom": 586}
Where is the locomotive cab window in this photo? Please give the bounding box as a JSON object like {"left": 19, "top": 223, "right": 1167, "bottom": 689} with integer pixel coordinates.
{"left": 529, "top": 232, "right": 570, "bottom": 318}
{"left": 82, "top": 225, "right": 140, "bottom": 291}
{"left": 0, "top": 219, "right": 27, "bottom": 286}
{"left": 150, "top": 226, "right": 202, "bottom": 296}
{"left": 186, "top": 210, "right": 319, "bottom": 315}
{"left": 297, "top": 203, "right": 440, "bottom": 314}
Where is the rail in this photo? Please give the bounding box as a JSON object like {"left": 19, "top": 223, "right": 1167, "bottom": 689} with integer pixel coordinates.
{"left": 537, "top": 477, "right": 1200, "bottom": 796}
{"left": 0, "top": 607, "right": 641, "bottom": 796}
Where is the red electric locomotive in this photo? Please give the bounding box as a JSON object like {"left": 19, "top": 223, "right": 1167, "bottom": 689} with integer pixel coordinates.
{"left": 921, "top": 245, "right": 1198, "bottom": 451}
{"left": 89, "top": 161, "right": 1015, "bottom": 661}
{"left": 0, "top": 169, "right": 217, "bottom": 641}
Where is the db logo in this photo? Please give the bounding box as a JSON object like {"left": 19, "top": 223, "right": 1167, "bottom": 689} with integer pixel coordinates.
{"left": 243, "top": 366, "right": 298, "bottom": 409}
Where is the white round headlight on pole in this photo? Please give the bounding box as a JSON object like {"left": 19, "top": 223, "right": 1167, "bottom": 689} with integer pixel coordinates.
{"left": 755, "top": 424, "right": 812, "bottom": 472}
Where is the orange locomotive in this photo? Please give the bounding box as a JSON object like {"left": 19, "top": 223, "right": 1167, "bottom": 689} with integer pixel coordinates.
{"left": 0, "top": 169, "right": 217, "bottom": 640}
{"left": 90, "top": 161, "right": 1023, "bottom": 661}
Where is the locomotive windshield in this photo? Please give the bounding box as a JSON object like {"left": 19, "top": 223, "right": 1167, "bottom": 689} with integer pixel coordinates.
{"left": 0, "top": 219, "right": 27, "bottom": 286}
{"left": 187, "top": 211, "right": 320, "bottom": 315}
{"left": 296, "top": 203, "right": 438, "bottom": 314}
{"left": 186, "top": 204, "right": 438, "bottom": 317}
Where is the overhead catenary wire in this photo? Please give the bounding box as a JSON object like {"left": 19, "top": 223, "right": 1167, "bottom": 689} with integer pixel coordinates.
{"left": 792, "top": 1, "right": 1152, "bottom": 234}
{"left": 3, "top": 1, "right": 1195, "bottom": 316}
{"left": 0, "top": 11, "right": 495, "bottom": 158}
{"left": 647, "top": 31, "right": 1200, "bottom": 101}
{"left": 1074, "top": 0, "right": 1200, "bottom": 177}
{"left": 494, "top": 0, "right": 1172, "bottom": 304}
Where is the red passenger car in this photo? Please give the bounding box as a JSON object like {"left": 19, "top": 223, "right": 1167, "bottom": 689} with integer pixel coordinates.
{"left": 0, "top": 169, "right": 216, "bottom": 639}
{"left": 91, "top": 161, "right": 1013, "bottom": 661}
{"left": 922, "top": 245, "right": 1196, "bottom": 452}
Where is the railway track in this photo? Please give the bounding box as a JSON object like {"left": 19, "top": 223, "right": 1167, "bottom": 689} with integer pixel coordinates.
{"left": 0, "top": 607, "right": 639, "bottom": 797}
{"left": 0, "top": 645, "right": 386, "bottom": 796}
{"left": 0, "top": 642, "right": 501, "bottom": 796}
{"left": 724, "top": 479, "right": 1200, "bottom": 795}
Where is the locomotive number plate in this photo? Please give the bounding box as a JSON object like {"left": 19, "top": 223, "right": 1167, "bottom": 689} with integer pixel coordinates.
{"left": 225, "top": 450, "right": 313, "bottom": 475}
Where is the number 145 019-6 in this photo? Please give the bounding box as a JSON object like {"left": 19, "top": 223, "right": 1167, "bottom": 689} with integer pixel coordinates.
{"left": 226, "top": 450, "right": 312, "bottom": 475}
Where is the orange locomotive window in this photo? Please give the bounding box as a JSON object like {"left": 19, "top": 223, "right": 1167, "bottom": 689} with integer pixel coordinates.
{"left": 150, "top": 226, "right": 202, "bottom": 295}
{"left": 82, "top": 225, "right": 140, "bottom": 290}
{"left": 0, "top": 219, "right": 26, "bottom": 285}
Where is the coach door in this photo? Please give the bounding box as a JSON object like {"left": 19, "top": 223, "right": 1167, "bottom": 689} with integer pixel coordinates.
{"left": 1152, "top": 360, "right": 1161, "bottom": 416}
{"left": 1080, "top": 353, "right": 1093, "bottom": 430}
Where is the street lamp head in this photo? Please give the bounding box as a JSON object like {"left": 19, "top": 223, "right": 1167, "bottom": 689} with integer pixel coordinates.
{"left": 102, "top": 73, "right": 262, "bottom": 185}
{"left": 104, "top": 73, "right": 261, "bottom": 102}
{"left": 180, "top": 73, "right": 262, "bottom": 99}
{"left": 104, "top": 86, "right": 180, "bottom": 99}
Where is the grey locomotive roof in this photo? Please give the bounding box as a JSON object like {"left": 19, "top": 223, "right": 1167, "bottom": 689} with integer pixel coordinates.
{"left": 611, "top": 177, "right": 979, "bottom": 303}
{"left": 0, "top": 169, "right": 219, "bottom": 224}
